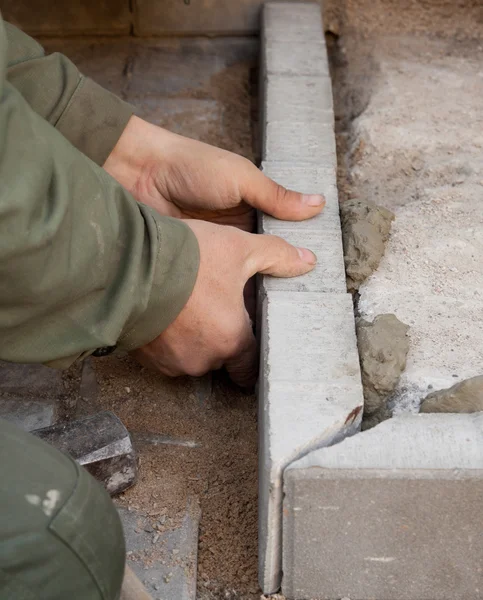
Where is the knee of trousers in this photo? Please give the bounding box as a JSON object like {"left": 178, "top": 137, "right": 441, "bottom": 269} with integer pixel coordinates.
{"left": 0, "top": 419, "right": 126, "bottom": 600}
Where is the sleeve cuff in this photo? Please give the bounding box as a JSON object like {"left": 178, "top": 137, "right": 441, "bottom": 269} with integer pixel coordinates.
{"left": 117, "top": 216, "right": 200, "bottom": 351}
{"left": 56, "top": 77, "right": 134, "bottom": 166}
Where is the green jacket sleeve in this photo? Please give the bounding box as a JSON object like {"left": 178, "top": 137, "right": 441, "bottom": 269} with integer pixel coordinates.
{"left": 4, "top": 21, "right": 132, "bottom": 166}
{"left": 0, "top": 17, "right": 199, "bottom": 368}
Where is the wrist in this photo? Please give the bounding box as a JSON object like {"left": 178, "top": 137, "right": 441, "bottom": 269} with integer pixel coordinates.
{"left": 103, "top": 116, "right": 171, "bottom": 193}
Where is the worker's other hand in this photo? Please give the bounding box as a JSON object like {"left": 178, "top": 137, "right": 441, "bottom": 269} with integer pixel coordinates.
{"left": 104, "top": 116, "right": 325, "bottom": 233}
{"left": 131, "top": 220, "right": 316, "bottom": 387}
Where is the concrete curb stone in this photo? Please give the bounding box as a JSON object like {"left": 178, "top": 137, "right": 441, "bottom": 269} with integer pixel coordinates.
{"left": 257, "top": 2, "right": 364, "bottom": 594}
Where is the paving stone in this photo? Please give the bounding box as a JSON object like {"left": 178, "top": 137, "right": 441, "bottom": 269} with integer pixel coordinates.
{"left": 263, "top": 121, "right": 336, "bottom": 164}
{"left": 118, "top": 499, "right": 200, "bottom": 600}
{"left": 262, "top": 2, "right": 324, "bottom": 42}
{"left": 263, "top": 40, "right": 329, "bottom": 77}
{"left": 2, "top": 0, "right": 131, "bottom": 35}
{"left": 283, "top": 414, "right": 483, "bottom": 600}
{"left": 259, "top": 228, "right": 345, "bottom": 293}
{"left": 258, "top": 291, "right": 363, "bottom": 593}
{"left": 134, "top": 0, "right": 320, "bottom": 36}
{"left": 0, "top": 361, "right": 63, "bottom": 396}
{"left": 0, "top": 397, "right": 58, "bottom": 431}
{"left": 263, "top": 75, "right": 333, "bottom": 127}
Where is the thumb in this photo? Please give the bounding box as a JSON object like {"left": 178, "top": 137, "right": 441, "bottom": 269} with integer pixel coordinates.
{"left": 244, "top": 232, "right": 317, "bottom": 278}
{"left": 238, "top": 160, "right": 325, "bottom": 221}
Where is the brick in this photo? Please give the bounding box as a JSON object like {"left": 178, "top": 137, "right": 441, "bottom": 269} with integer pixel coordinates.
{"left": 2, "top": 0, "right": 131, "bottom": 36}
{"left": 263, "top": 40, "right": 329, "bottom": 77}
{"left": 283, "top": 414, "right": 483, "bottom": 600}
{"left": 0, "top": 398, "right": 57, "bottom": 431}
{"left": 258, "top": 291, "right": 363, "bottom": 593}
{"left": 263, "top": 121, "right": 336, "bottom": 163}
{"left": 263, "top": 75, "right": 333, "bottom": 126}
{"left": 262, "top": 2, "right": 324, "bottom": 42}
{"left": 259, "top": 228, "right": 345, "bottom": 293}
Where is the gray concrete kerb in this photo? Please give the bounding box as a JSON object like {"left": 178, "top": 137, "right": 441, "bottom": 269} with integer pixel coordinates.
{"left": 257, "top": 2, "right": 365, "bottom": 595}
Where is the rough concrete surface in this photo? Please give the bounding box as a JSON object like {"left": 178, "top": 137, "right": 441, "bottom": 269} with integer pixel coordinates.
{"left": 420, "top": 375, "right": 483, "bottom": 414}
{"left": 340, "top": 199, "right": 394, "bottom": 292}
{"left": 284, "top": 414, "right": 483, "bottom": 600}
{"left": 343, "top": 37, "right": 483, "bottom": 414}
{"left": 357, "top": 314, "right": 410, "bottom": 423}
{"left": 263, "top": 121, "right": 335, "bottom": 164}
{"left": 263, "top": 75, "right": 333, "bottom": 126}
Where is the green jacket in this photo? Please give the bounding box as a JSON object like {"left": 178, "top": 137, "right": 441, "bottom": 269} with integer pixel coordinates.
{"left": 0, "top": 17, "right": 199, "bottom": 368}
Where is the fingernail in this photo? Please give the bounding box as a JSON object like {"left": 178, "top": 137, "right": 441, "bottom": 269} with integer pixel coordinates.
{"left": 302, "top": 194, "right": 325, "bottom": 207}
{"left": 297, "top": 247, "right": 317, "bottom": 264}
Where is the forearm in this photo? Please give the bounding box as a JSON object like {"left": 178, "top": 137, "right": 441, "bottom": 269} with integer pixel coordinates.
{"left": 5, "top": 21, "right": 133, "bottom": 165}
{"left": 0, "top": 20, "right": 199, "bottom": 368}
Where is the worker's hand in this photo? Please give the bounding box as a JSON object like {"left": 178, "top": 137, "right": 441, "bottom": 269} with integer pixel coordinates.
{"left": 131, "top": 220, "right": 316, "bottom": 387}
{"left": 104, "top": 116, "right": 325, "bottom": 232}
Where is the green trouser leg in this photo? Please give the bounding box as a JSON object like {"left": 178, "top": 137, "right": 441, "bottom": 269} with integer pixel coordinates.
{"left": 0, "top": 419, "right": 126, "bottom": 600}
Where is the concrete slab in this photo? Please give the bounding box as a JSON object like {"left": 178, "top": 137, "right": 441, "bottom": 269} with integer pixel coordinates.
{"left": 283, "top": 414, "right": 483, "bottom": 600}
{"left": 118, "top": 499, "right": 200, "bottom": 600}
{"left": 258, "top": 291, "right": 363, "bottom": 593}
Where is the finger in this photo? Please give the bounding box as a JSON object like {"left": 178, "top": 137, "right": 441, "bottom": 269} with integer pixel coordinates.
{"left": 224, "top": 315, "right": 259, "bottom": 388}
{"left": 238, "top": 160, "right": 325, "bottom": 221}
{"left": 243, "top": 232, "right": 317, "bottom": 278}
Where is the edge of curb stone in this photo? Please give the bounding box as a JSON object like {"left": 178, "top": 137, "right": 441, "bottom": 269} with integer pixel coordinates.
{"left": 257, "top": 2, "right": 365, "bottom": 594}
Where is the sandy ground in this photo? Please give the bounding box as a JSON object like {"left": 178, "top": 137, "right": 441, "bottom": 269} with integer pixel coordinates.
{"left": 328, "top": 3, "right": 483, "bottom": 414}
